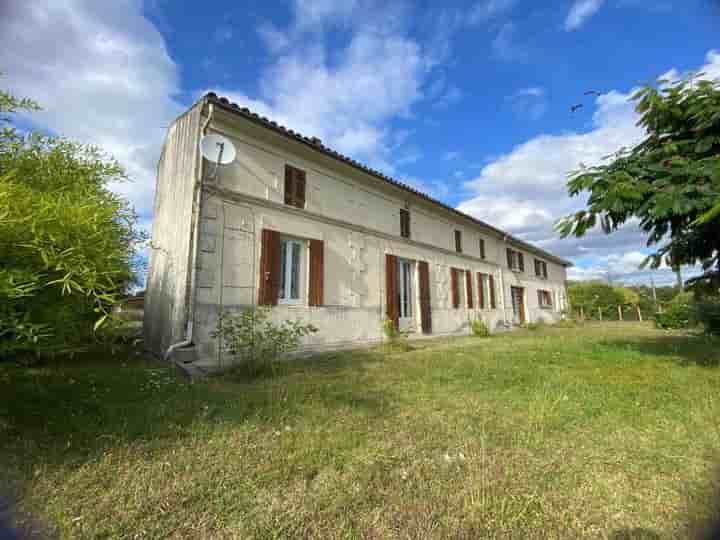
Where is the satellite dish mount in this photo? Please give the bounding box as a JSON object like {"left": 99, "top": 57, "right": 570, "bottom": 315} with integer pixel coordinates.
{"left": 200, "top": 133, "right": 236, "bottom": 180}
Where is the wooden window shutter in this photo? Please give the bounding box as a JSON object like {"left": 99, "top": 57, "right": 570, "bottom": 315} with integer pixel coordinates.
{"left": 518, "top": 252, "right": 525, "bottom": 272}
{"left": 543, "top": 262, "right": 548, "bottom": 279}
{"left": 455, "top": 230, "right": 462, "bottom": 253}
{"left": 477, "top": 273, "right": 485, "bottom": 309}
{"left": 537, "top": 290, "right": 543, "bottom": 305}
{"left": 465, "top": 270, "right": 473, "bottom": 309}
{"left": 258, "top": 229, "right": 281, "bottom": 305}
{"left": 308, "top": 239, "right": 324, "bottom": 306}
{"left": 400, "top": 209, "right": 410, "bottom": 238}
{"left": 294, "top": 169, "right": 306, "bottom": 208}
{"left": 488, "top": 274, "right": 497, "bottom": 309}
{"left": 450, "top": 268, "right": 460, "bottom": 309}
{"left": 418, "top": 261, "right": 432, "bottom": 334}
{"left": 479, "top": 238, "right": 485, "bottom": 259}
{"left": 534, "top": 259, "right": 540, "bottom": 276}
{"left": 385, "top": 254, "right": 399, "bottom": 330}
{"left": 507, "top": 248, "right": 513, "bottom": 268}
{"left": 284, "top": 165, "right": 306, "bottom": 208}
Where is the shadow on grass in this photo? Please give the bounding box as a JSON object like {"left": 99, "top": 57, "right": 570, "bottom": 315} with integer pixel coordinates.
{"left": 601, "top": 333, "right": 720, "bottom": 368}
{"left": 0, "top": 344, "right": 400, "bottom": 473}
{"left": 609, "top": 528, "right": 661, "bottom": 540}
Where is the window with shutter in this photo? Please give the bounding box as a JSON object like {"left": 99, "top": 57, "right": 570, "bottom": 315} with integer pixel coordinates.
{"left": 308, "top": 239, "right": 324, "bottom": 306}
{"left": 400, "top": 209, "right": 410, "bottom": 239}
{"left": 477, "top": 273, "right": 486, "bottom": 309}
{"left": 479, "top": 238, "right": 485, "bottom": 259}
{"left": 518, "top": 252, "right": 524, "bottom": 272}
{"left": 284, "top": 164, "right": 306, "bottom": 209}
{"left": 507, "top": 248, "right": 524, "bottom": 272}
{"left": 385, "top": 254, "right": 399, "bottom": 330}
{"left": 454, "top": 230, "right": 462, "bottom": 253}
{"left": 258, "top": 229, "right": 281, "bottom": 306}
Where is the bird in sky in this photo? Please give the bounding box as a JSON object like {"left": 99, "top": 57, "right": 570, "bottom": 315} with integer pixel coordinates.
{"left": 570, "top": 103, "right": 584, "bottom": 113}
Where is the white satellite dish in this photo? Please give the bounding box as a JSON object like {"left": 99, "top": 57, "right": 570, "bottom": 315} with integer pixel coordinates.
{"left": 200, "top": 133, "right": 236, "bottom": 165}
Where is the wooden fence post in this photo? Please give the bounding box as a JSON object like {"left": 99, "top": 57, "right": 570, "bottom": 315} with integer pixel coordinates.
{"left": 598, "top": 307, "right": 602, "bottom": 321}
{"left": 580, "top": 306, "right": 585, "bottom": 321}
{"left": 618, "top": 305, "right": 623, "bottom": 321}
{"left": 636, "top": 305, "right": 643, "bottom": 321}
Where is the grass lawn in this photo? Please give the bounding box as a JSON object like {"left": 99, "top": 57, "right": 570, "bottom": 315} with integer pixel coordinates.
{"left": 2, "top": 322, "right": 720, "bottom": 539}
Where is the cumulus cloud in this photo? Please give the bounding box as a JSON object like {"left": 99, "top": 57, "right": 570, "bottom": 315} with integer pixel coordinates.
{"left": 458, "top": 50, "right": 720, "bottom": 283}
{"left": 565, "top": 0, "right": 605, "bottom": 31}
{"left": 221, "top": 1, "right": 431, "bottom": 174}
{"left": 0, "top": 1, "right": 183, "bottom": 219}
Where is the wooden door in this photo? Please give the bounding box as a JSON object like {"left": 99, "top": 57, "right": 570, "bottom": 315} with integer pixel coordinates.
{"left": 511, "top": 286, "right": 525, "bottom": 324}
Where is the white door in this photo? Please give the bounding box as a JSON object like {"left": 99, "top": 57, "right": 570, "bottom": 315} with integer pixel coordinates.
{"left": 398, "top": 259, "right": 415, "bottom": 332}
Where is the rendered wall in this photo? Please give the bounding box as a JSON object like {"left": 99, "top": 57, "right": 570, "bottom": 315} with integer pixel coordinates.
{"left": 144, "top": 105, "right": 201, "bottom": 356}
{"left": 188, "top": 110, "right": 568, "bottom": 369}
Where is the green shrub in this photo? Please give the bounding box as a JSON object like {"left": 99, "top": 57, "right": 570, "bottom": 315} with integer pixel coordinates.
{"left": 695, "top": 297, "right": 720, "bottom": 336}
{"left": 212, "top": 308, "right": 318, "bottom": 376}
{"left": 524, "top": 320, "right": 545, "bottom": 331}
{"left": 654, "top": 292, "right": 694, "bottom": 330}
{"left": 471, "top": 318, "right": 490, "bottom": 337}
{"left": 382, "top": 318, "right": 411, "bottom": 352}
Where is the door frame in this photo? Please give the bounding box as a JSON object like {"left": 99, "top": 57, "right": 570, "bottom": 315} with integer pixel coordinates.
{"left": 511, "top": 286, "right": 526, "bottom": 324}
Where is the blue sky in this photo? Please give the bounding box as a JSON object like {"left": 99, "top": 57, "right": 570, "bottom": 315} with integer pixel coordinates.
{"left": 1, "top": 0, "right": 718, "bottom": 285}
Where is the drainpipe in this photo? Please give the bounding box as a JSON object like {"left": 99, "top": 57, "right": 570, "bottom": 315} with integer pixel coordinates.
{"left": 164, "top": 101, "right": 215, "bottom": 362}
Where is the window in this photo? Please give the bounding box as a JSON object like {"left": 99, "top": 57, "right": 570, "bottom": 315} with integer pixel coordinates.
{"left": 284, "top": 164, "right": 306, "bottom": 209}
{"left": 454, "top": 230, "right": 463, "bottom": 253}
{"left": 400, "top": 208, "right": 411, "bottom": 239}
{"left": 279, "top": 238, "right": 304, "bottom": 303}
{"left": 506, "top": 248, "right": 524, "bottom": 272}
{"left": 450, "top": 267, "right": 461, "bottom": 309}
{"left": 538, "top": 290, "right": 552, "bottom": 309}
{"left": 534, "top": 259, "right": 548, "bottom": 279}
{"left": 479, "top": 238, "right": 486, "bottom": 259}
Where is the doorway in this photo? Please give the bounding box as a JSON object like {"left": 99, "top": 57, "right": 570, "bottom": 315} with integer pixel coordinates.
{"left": 398, "top": 258, "right": 416, "bottom": 332}
{"left": 511, "top": 286, "right": 525, "bottom": 324}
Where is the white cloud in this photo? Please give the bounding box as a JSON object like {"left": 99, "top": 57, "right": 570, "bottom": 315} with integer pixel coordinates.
{"left": 565, "top": 0, "right": 605, "bottom": 31}
{"left": 220, "top": 2, "right": 430, "bottom": 174}
{"left": 457, "top": 50, "right": 720, "bottom": 284}
{"left": 469, "top": 0, "right": 517, "bottom": 24}
{"left": 0, "top": 0, "right": 182, "bottom": 218}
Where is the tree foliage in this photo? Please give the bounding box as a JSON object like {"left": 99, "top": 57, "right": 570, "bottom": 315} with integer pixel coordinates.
{"left": 557, "top": 76, "right": 720, "bottom": 284}
{"left": 568, "top": 281, "right": 646, "bottom": 320}
{"left": 1, "top": 89, "right": 143, "bottom": 358}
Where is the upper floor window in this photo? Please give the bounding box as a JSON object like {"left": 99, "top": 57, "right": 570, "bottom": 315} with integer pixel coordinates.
{"left": 284, "top": 164, "right": 306, "bottom": 209}
{"left": 538, "top": 289, "right": 552, "bottom": 309}
{"left": 479, "top": 238, "right": 486, "bottom": 259}
{"left": 400, "top": 208, "right": 411, "bottom": 239}
{"left": 507, "top": 248, "right": 524, "bottom": 272}
{"left": 279, "top": 237, "right": 305, "bottom": 304}
{"left": 534, "top": 259, "right": 548, "bottom": 279}
{"left": 454, "top": 230, "right": 463, "bottom": 253}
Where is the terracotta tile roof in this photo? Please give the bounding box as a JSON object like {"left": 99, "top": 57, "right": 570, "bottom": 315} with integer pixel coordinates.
{"left": 203, "top": 92, "right": 572, "bottom": 267}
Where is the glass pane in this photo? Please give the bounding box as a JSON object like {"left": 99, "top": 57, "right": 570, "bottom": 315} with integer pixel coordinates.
{"left": 405, "top": 263, "right": 412, "bottom": 316}
{"left": 290, "top": 241, "right": 300, "bottom": 299}
{"left": 279, "top": 240, "right": 287, "bottom": 299}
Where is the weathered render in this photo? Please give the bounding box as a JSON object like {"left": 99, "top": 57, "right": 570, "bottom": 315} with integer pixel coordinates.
{"left": 146, "top": 94, "right": 571, "bottom": 371}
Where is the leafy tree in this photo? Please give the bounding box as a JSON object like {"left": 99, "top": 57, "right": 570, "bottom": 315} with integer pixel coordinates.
{"left": 557, "top": 76, "right": 720, "bottom": 288}
{"left": 1, "top": 88, "right": 143, "bottom": 358}
{"left": 568, "top": 281, "right": 626, "bottom": 320}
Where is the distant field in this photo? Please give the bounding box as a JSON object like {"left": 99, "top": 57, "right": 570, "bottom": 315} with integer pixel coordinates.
{"left": 2, "top": 322, "right": 720, "bottom": 539}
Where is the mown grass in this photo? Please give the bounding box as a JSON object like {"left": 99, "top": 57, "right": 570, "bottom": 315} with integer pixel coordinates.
{"left": 2, "top": 322, "right": 720, "bottom": 539}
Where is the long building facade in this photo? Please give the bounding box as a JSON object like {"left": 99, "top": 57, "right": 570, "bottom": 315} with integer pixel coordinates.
{"left": 145, "top": 93, "right": 572, "bottom": 371}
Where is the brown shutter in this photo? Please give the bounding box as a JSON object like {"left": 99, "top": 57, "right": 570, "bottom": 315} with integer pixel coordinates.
{"left": 507, "top": 248, "right": 513, "bottom": 268}
{"left": 400, "top": 209, "right": 410, "bottom": 238}
{"left": 308, "top": 239, "right": 324, "bottom": 306}
{"left": 538, "top": 290, "right": 543, "bottom": 306}
{"left": 294, "top": 169, "right": 306, "bottom": 208}
{"left": 534, "top": 259, "right": 540, "bottom": 276}
{"left": 258, "top": 229, "right": 281, "bottom": 306}
{"left": 518, "top": 252, "right": 525, "bottom": 272}
{"left": 479, "top": 238, "right": 485, "bottom": 259}
{"left": 385, "top": 254, "right": 399, "bottom": 330}
{"left": 284, "top": 166, "right": 294, "bottom": 205}
{"left": 450, "top": 268, "right": 460, "bottom": 309}
{"left": 418, "top": 260, "right": 432, "bottom": 334}
{"left": 466, "top": 270, "right": 473, "bottom": 309}
{"left": 488, "top": 273, "right": 497, "bottom": 309}
{"left": 477, "top": 273, "right": 485, "bottom": 309}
